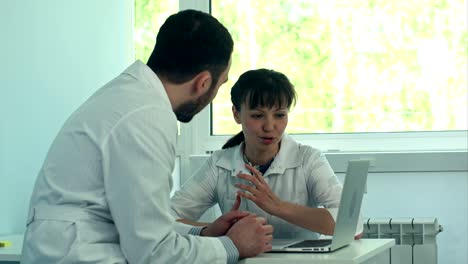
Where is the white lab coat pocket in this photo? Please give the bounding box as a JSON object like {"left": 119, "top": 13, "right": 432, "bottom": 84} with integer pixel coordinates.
{"left": 21, "top": 219, "right": 77, "bottom": 263}
{"left": 71, "top": 220, "right": 126, "bottom": 263}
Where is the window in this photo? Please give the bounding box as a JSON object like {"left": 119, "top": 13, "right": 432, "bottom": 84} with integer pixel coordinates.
{"left": 211, "top": 0, "right": 467, "bottom": 136}
{"left": 133, "top": 0, "right": 467, "bottom": 155}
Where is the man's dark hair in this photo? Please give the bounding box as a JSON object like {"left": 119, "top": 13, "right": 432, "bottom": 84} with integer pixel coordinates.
{"left": 147, "top": 9, "right": 233, "bottom": 85}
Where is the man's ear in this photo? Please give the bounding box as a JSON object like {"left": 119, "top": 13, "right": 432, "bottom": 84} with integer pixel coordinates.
{"left": 232, "top": 106, "right": 241, "bottom": 124}
{"left": 192, "top": 71, "right": 212, "bottom": 96}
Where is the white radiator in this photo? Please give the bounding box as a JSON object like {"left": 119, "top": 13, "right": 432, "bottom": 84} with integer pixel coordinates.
{"left": 363, "top": 218, "right": 442, "bottom": 264}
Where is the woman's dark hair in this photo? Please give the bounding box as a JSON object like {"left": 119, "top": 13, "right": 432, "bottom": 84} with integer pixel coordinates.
{"left": 222, "top": 69, "right": 297, "bottom": 149}
{"left": 147, "top": 9, "right": 233, "bottom": 86}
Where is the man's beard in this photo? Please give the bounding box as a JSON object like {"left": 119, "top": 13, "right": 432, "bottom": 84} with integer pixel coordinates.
{"left": 174, "top": 85, "right": 216, "bottom": 123}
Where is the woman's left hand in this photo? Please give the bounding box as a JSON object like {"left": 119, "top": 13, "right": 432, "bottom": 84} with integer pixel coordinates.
{"left": 235, "top": 163, "right": 284, "bottom": 215}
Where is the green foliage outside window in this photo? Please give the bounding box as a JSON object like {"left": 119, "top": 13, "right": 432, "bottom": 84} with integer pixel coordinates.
{"left": 212, "top": 0, "right": 467, "bottom": 134}
{"left": 134, "top": 0, "right": 467, "bottom": 135}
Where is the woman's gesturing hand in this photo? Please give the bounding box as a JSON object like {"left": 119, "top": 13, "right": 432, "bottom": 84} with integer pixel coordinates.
{"left": 235, "top": 163, "right": 284, "bottom": 215}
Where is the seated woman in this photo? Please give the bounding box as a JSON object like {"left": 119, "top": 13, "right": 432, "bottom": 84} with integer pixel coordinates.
{"left": 170, "top": 69, "right": 363, "bottom": 239}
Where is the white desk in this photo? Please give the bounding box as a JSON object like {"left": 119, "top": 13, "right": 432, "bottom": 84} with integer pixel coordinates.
{"left": 240, "top": 239, "right": 395, "bottom": 264}
{"left": 0, "top": 234, "right": 23, "bottom": 262}
{"left": 0, "top": 235, "right": 394, "bottom": 264}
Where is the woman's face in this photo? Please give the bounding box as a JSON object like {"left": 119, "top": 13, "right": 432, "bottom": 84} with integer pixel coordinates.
{"left": 233, "top": 103, "right": 289, "bottom": 152}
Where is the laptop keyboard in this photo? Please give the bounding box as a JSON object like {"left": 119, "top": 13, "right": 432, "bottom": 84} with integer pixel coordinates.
{"left": 287, "top": 239, "right": 332, "bottom": 248}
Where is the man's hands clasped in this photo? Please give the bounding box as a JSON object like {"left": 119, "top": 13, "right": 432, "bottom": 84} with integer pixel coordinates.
{"left": 202, "top": 193, "right": 274, "bottom": 258}
{"left": 227, "top": 214, "right": 273, "bottom": 258}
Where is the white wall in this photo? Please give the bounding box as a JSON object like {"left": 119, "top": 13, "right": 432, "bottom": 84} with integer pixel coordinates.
{"left": 0, "top": 0, "right": 133, "bottom": 235}
{"left": 350, "top": 171, "right": 467, "bottom": 264}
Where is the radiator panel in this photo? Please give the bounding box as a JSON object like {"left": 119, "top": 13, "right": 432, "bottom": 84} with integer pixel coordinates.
{"left": 363, "top": 218, "right": 442, "bottom": 264}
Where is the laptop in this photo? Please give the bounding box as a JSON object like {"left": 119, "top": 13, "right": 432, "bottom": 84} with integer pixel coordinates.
{"left": 270, "top": 159, "right": 370, "bottom": 253}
